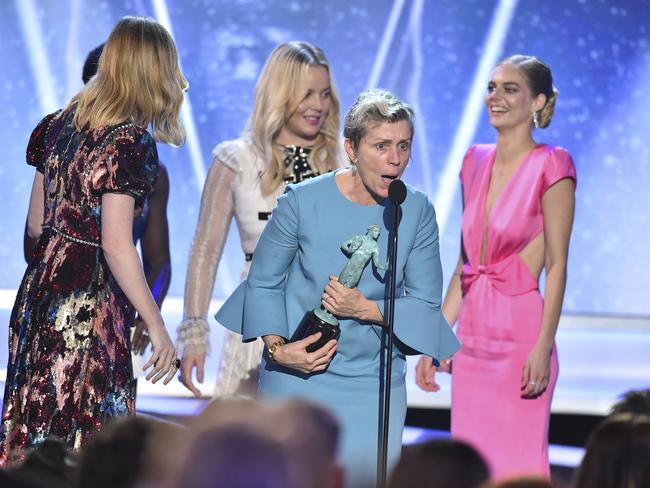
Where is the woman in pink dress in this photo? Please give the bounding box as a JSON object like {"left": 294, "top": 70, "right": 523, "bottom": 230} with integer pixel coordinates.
{"left": 415, "top": 55, "right": 576, "bottom": 479}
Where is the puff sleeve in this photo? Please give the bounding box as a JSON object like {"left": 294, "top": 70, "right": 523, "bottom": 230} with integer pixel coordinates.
{"left": 91, "top": 125, "right": 159, "bottom": 207}
{"left": 374, "top": 197, "right": 461, "bottom": 364}
{"left": 541, "top": 146, "right": 576, "bottom": 196}
{"left": 212, "top": 139, "right": 243, "bottom": 174}
{"left": 26, "top": 111, "right": 60, "bottom": 174}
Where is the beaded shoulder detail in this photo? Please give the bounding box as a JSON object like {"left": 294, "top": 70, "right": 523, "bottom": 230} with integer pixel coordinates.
{"left": 281, "top": 145, "right": 319, "bottom": 183}
{"left": 96, "top": 122, "right": 138, "bottom": 154}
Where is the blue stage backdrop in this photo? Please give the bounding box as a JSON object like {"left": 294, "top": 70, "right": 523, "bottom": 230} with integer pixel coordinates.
{"left": 1, "top": 0, "right": 649, "bottom": 316}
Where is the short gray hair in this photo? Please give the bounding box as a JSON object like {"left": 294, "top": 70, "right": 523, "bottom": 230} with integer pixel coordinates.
{"left": 344, "top": 88, "right": 415, "bottom": 150}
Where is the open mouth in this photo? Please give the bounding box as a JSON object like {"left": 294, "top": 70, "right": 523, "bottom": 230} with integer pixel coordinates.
{"left": 381, "top": 174, "right": 399, "bottom": 184}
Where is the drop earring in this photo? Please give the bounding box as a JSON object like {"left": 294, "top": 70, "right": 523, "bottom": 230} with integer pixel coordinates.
{"left": 532, "top": 111, "right": 540, "bottom": 129}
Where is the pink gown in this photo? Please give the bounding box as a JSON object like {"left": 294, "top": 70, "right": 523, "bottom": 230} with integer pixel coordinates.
{"left": 451, "top": 143, "right": 576, "bottom": 479}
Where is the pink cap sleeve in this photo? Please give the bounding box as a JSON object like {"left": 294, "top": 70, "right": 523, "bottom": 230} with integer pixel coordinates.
{"left": 542, "top": 146, "right": 577, "bottom": 195}
{"left": 459, "top": 144, "right": 478, "bottom": 185}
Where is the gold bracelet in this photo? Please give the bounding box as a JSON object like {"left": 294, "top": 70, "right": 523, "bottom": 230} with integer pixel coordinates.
{"left": 267, "top": 340, "right": 285, "bottom": 363}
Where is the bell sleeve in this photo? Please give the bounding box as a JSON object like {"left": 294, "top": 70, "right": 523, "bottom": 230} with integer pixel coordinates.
{"left": 215, "top": 186, "right": 299, "bottom": 341}
{"left": 374, "top": 196, "right": 461, "bottom": 365}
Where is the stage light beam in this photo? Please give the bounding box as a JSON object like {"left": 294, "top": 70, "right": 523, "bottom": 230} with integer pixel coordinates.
{"left": 433, "top": 0, "right": 519, "bottom": 236}
{"left": 151, "top": 0, "right": 207, "bottom": 189}
{"left": 366, "top": 0, "right": 407, "bottom": 89}
{"left": 16, "top": 0, "right": 60, "bottom": 114}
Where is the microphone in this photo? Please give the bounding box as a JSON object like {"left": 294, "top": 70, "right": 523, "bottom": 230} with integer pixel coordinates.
{"left": 388, "top": 179, "right": 406, "bottom": 205}
{"left": 379, "top": 177, "right": 406, "bottom": 488}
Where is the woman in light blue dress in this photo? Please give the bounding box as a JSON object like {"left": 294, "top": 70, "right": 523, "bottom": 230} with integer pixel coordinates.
{"left": 216, "top": 89, "right": 460, "bottom": 487}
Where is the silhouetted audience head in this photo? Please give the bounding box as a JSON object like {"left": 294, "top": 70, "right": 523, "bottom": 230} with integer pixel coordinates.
{"left": 76, "top": 415, "right": 175, "bottom": 488}
{"left": 198, "top": 398, "right": 343, "bottom": 488}
{"left": 174, "top": 422, "right": 293, "bottom": 488}
{"left": 195, "top": 396, "right": 261, "bottom": 428}
{"left": 5, "top": 437, "right": 75, "bottom": 488}
{"left": 610, "top": 388, "right": 650, "bottom": 416}
{"left": 483, "top": 476, "right": 553, "bottom": 488}
{"left": 573, "top": 413, "right": 650, "bottom": 488}
{"left": 0, "top": 468, "right": 33, "bottom": 488}
{"left": 389, "top": 438, "right": 489, "bottom": 488}
{"left": 266, "top": 399, "right": 343, "bottom": 488}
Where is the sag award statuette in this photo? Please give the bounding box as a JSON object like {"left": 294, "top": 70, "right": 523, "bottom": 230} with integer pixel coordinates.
{"left": 291, "top": 224, "right": 389, "bottom": 353}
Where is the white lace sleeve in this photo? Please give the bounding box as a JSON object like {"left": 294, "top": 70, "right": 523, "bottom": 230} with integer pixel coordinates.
{"left": 177, "top": 155, "right": 237, "bottom": 357}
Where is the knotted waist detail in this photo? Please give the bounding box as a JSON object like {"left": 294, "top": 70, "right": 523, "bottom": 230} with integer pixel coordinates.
{"left": 461, "top": 254, "right": 539, "bottom": 296}
{"left": 42, "top": 224, "right": 100, "bottom": 248}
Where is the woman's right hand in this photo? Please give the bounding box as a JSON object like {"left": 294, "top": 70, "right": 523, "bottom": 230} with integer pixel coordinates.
{"left": 415, "top": 355, "right": 451, "bottom": 392}
{"left": 142, "top": 322, "right": 177, "bottom": 385}
{"left": 273, "top": 333, "right": 337, "bottom": 374}
{"left": 180, "top": 352, "right": 206, "bottom": 398}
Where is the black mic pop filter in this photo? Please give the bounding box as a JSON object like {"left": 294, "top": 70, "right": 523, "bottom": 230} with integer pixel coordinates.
{"left": 388, "top": 179, "right": 407, "bottom": 205}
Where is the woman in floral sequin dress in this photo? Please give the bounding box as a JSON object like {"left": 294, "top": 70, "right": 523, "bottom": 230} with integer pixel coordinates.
{"left": 0, "top": 16, "right": 187, "bottom": 464}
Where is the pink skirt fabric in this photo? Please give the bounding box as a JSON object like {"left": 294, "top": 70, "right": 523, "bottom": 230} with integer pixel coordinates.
{"left": 451, "top": 273, "right": 559, "bottom": 479}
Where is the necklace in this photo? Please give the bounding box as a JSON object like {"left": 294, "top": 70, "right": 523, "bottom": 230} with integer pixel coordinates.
{"left": 281, "top": 145, "right": 319, "bottom": 183}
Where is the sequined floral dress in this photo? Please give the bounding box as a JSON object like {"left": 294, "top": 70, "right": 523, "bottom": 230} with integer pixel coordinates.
{"left": 0, "top": 108, "right": 158, "bottom": 464}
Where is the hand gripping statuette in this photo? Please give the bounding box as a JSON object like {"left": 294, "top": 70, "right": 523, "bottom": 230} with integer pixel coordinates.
{"left": 291, "top": 224, "right": 389, "bottom": 353}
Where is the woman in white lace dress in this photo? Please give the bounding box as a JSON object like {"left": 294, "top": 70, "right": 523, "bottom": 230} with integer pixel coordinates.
{"left": 177, "top": 41, "right": 342, "bottom": 397}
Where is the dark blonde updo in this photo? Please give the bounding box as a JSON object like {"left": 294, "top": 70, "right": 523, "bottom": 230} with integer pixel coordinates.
{"left": 499, "top": 55, "right": 557, "bottom": 129}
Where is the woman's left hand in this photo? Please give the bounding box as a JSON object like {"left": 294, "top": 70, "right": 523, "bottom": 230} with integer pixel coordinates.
{"left": 322, "top": 275, "right": 371, "bottom": 321}
{"left": 521, "top": 342, "right": 552, "bottom": 398}
{"left": 132, "top": 317, "right": 150, "bottom": 355}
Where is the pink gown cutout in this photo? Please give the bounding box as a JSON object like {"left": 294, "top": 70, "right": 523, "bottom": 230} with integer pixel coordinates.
{"left": 451, "top": 143, "right": 576, "bottom": 479}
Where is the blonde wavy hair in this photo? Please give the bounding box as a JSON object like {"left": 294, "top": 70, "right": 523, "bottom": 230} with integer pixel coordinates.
{"left": 70, "top": 16, "right": 187, "bottom": 145}
{"left": 247, "top": 41, "right": 341, "bottom": 196}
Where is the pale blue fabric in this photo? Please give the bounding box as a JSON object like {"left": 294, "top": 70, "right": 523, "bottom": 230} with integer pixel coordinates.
{"left": 216, "top": 171, "right": 460, "bottom": 487}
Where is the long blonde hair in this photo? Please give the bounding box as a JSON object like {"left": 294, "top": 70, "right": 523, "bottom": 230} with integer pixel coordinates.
{"left": 70, "top": 16, "right": 187, "bottom": 145}
{"left": 248, "top": 41, "right": 341, "bottom": 196}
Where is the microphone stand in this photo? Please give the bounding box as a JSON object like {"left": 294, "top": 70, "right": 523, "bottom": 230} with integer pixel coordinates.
{"left": 378, "top": 180, "right": 405, "bottom": 488}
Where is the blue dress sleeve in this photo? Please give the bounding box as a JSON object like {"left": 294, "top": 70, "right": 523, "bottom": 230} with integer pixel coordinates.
{"left": 375, "top": 198, "right": 461, "bottom": 364}
{"left": 215, "top": 186, "right": 299, "bottom": 341}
